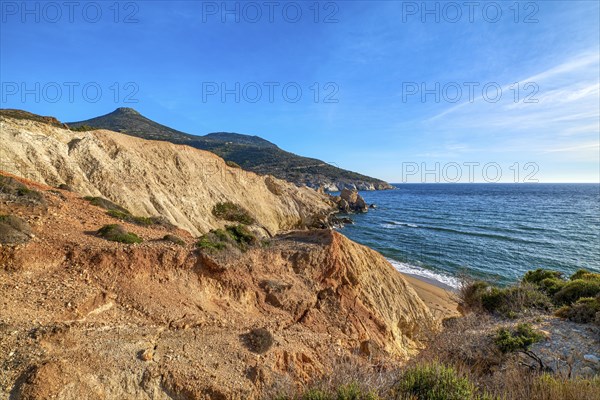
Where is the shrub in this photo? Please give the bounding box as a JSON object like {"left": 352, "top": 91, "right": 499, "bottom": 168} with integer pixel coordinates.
{"left": 83, "top": 196, "right": 129, "bottom": 213}
{"left": 196, "top": 225, "right": 257, "bottom": 252}
{"left": 458, "top": 280, "right": 490, "bottom": 312}
{"left": 538, "top": 277, "right": 566, "bottom": 296}
{"left": 0, "top": 214, "right": 32, "bottom": 245}
{"left": 226, "top": 160, "right": 242, "bottom": 169}
{"left": 212, "top": 201, "right": 255, "bottom": 225}
{"left": 106, "top": 209, "right": 154, "bottom": 226}
{"left": 69, "top": 124, "right": 96, "bottom": 132}
{"left": 0, "top": 176, "right": 45, "bottom": 205}
{"left": 241, "top": 328, "right": 274, "bottom": 354}
{"left": 555, "top": 296, "right": 600, "bottom": 323}
{"left": 480, "top": 284, "right": 552, "bottom": 316}
{"left": 553, "top": 279, "right": 600, "bottom": 305}
{"left": 162, "top": 234, "right": 185, "bottom": 246}
{"left": 289, "top": 383, "right": 380, "bottom": 400}
{"left": 96, "top": 224, "right": 143, "bottom": 244}
{"left": 393, "top": 363, "right": 476, "bottom": 400}
{"left": 570, "top": 269, "right": 596, "bottom": 281}
{"left": 226, "top": 224, "right": 257, "bottom": 246}
{"left": 104, "top": 208, "right": 173, "bottom": 228}
{"left": 523, "top": 269, "right": 563, "bottom": 285}
{"left": 196, "top": 235, "right": 226, "bottom": 251}
{"left": 494, "top": 323, "right": 544, "bottom": 353}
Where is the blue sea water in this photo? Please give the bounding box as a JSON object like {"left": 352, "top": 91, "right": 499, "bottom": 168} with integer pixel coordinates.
{"left": 339, "top": 184, "right": 600, "bottom": 288}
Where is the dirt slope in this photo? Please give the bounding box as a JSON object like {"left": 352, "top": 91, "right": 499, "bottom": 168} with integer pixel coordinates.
{"left": 0, "top": 176, "right": 435, "bottom": 399}
{"left": 0, "top": 116, "right": 334, "bottom": 236}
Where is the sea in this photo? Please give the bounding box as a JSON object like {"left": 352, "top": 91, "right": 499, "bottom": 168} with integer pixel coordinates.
{"left": 338, "top": 184, "right": 600, "bottom": 288}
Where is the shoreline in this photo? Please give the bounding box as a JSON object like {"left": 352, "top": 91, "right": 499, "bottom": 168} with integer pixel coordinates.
{"left": 401, "top": 272, "right": 460, "bottom": 319}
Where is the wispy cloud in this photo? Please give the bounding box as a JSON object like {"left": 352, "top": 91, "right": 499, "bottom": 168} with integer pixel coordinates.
{"left": 425, "top": 51, "right": 599, "bottom": 141}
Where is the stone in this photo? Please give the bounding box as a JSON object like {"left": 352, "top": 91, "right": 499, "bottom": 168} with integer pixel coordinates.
{"left": 583, "top": 354, "right": 599, "bottom": 364}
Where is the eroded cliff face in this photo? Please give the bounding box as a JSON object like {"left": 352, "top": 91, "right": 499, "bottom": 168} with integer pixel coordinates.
{"left": 0, "top": 177, "right": 436, "bottom": 399}
{"left": 0, "top": 116, "right": 334, "bottom": 236}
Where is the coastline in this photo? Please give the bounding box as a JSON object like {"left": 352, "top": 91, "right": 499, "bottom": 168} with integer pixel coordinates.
{"left": 402, "top": 273, "right": 460, "bottom": 319}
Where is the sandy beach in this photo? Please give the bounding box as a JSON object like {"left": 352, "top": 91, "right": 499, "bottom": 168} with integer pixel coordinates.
{"left": 403, "top": 273, "right": 460, "bottom": 319}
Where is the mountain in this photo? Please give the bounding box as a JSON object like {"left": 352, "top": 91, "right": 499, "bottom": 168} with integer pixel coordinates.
{"left": 67, "top": 108, "right": 393, "bottom": 191}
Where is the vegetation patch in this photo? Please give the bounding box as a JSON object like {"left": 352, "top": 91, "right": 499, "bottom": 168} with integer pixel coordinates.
{"left": 0, "top": 176, "right": 46, "bottom": 205}
{"left": 84, "top": 198, "right": 172, "bottom": 228}
{"left": 225, "top": 160, "right": 242, "bottom": 169}
{"left": 83, "top": 196, "right": 129, "bottom": 213}
{"left": 459, "top": 280, "right": 551, "bottom": 317}
{"left": 196, "top": 225, "right": 257, "bottom": 252}
{"left": 69, "top": 124, "right": 97, "bottom": 132}
{"left": 106, "top": 209, "right": 155, "bottom": 226}
{"left": 393, "top": 362, "right": 476, "bottom": 400}
{"left": 212, "top": 201, "right": 255, "bottom": 225}
{"left": 196, "top": 234, "right": 227, "bottom": 251}
{"left": 494, "top": 323, "right": 545, "bottom": 353}
{"left": 0, "top": 214, "right": 32, "bottom": 245}
{"left": 241, "top": 328, "right": 274, "bottom": 354}
{"left": 459, "top": 268, "right": 600, "bottom": 321}
{"left": 162, "top": 234, "right": 185, "bottom": 246}
{"left": 556, "top": 295, "right": 600, "bottom": 324}
{"left": 96, "top": 224, "right": 142, "bottom": 244}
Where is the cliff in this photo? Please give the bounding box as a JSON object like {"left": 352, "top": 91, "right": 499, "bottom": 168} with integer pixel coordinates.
{"left": 0, "top": 115, "right": 336, "bottom": 236}
{"left": 0, "top": 175, "right": 435, "bottom": 399}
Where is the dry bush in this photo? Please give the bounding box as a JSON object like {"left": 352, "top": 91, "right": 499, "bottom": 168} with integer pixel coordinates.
{"left": 418, "top": 314, "right": 504, "bottom": 376}
{"left": 264, "top": 354, "right": 397, "bottom": 400}
{"left": 482, "top": 366, "right": 600, "bottom": 400}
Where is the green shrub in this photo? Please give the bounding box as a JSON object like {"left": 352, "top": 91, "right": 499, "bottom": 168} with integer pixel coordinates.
{"left": 300, "top": 389, "right": 329, "bottom": 400}
{"left": 537, "top": 277, "right": 566, "bottom": 296}
{"left": 83, "top": 196, "right": 129, "bottom": 213}
{"left": 226, "top": 224, "right": 256, "bottom": 246}
{"left": 275, "top": 383, "right": 381, "bottom": 400}
{"left": 570, "top": 269, "right": 596, "bottom": 281}
{"left": 458, "top": 280, "right": 490, "bottom": 311}
{"left": 494, "top": 323, "right": 544, "bottom": 353}
{"left": 106, "top": 209, "right": 159, "bottom": 227}
{"left": 226, "top": 160, "right": 242, "bottom": 169}
{"left": 212, "top": 201, "right": 255, "bottom": 225}
{"left": 96, "top": 224, "right": 143, "bottom": 244}
{"left": 523, "top": 269, "right": 563, "bottom": 285}
{"left": 335, "top": 383, "right": 380, "bottom": 400}
{"left": 393, "top": 363, "right": 476, "bottom": 400}
{"left": 553, "top": 279, "right": 600, "bottom": 305}
{"left": 163, "top": 234, "right": 185, "bottom": 246}
{"left": 555, "top": 296, "right": 600, "bottom": 323}
{"left": 213, "top": 229, "right": 231, "bottom": 242}
{"left": 196, "top": 235, "right": 226, "bottom": 251}
{"left": 69, "top": 124, "right": 97, "bottom": 132}
{"left": 480, "top": 284, "right": 552, "bottom": 316}
{"left": 196, "top": 225, "right": 257, "bottom": 252}
{"left": 0, "top": 176, "right": 45, "bottom": 205}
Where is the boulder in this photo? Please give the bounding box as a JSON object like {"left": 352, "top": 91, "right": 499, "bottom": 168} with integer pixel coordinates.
{"left": 340, "top": 189, "right": 368, "bottom": 213}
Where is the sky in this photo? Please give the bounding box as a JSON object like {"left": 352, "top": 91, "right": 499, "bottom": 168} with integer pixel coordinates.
{"left": 1, "top": 0, "right": 599, "bottom": 183}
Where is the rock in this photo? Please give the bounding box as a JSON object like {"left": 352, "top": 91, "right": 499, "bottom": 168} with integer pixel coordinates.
{"left": 139, "top": 349, "right": 154, "bottom": 361}
{"left": 583, "top": 354, "right": 600, "bottom": 364}
{"left": 369, "top": 204, "right": 377, "bottom": 209}
{"left": 340, "top": 189, "right": 368, "bottom": 213}
{"left": 338, "top": 199, "right": 350, "bottom": 213}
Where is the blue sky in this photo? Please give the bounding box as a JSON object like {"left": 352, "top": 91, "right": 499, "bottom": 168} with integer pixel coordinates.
{"left": 1, "top": 1, "right": 599, "bottom": 183}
